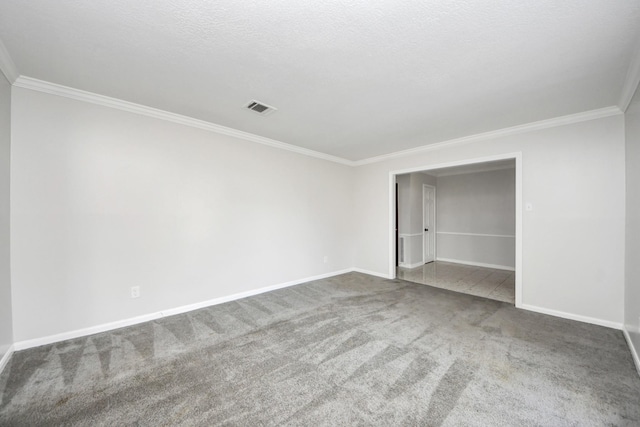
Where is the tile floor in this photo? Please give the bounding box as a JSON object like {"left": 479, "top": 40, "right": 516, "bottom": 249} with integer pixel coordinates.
{"left": 397, "top": 261, "right": 515, "bottom": 304}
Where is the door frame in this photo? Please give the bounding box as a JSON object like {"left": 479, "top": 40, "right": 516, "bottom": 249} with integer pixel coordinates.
{"left": 422, "top": 184, "right": 436, "bottom": 264}
{"left": 395, "top": 183, "right": 399, "bottom": 267}
{"left": 388, "top": 152, "right": 523, "bottom": 308}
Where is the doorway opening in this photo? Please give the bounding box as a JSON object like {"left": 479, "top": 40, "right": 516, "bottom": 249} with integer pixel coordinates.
{"left": 391, "top": 154, "right": 522, "bottom": 307}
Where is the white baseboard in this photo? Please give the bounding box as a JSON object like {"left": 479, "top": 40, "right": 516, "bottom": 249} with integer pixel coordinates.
{"left": 13, "top": 312, "right": 164, "bottom": 351}
{"left": 13, "top": 267, "right": 627, "bottom": 358}
{"left": 13, "top": 268, "right": 353, "bottom": 351}
{"left": 351, "top": 268, "right": 393, "bottom": 279}
{"left": 623, "top": 328, "right": 640, "bottom": 377}
{"left": 0, "top": 344, "right": 14, "bottom": 375}
{"left": 398, "top": 261, "right": 424, "bottom": 269}
{"left": 436, "top": 257, "right": 515, "bottom": 271}
{"left": 519, "top": 303, "right": 623, "bottom": 330}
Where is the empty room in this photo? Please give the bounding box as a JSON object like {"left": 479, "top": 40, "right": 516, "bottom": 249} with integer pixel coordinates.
{"left": 1, "top": 1, "right": 640, "bottom": 425}
{"left": 396, "top": 160, "right": 517, "bottom": 303}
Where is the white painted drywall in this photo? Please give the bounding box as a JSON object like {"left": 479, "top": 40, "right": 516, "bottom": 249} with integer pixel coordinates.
{"left": 396, "top": 172, "right": 435, "bottom": 266}
{"left": 396, "top": 174, "right": 411, "bottom": 235}
{"left": 396, "top": 174, "right": 414, "bottom": 265}
{"left": 0, "top": 74, "right": 12, "bottom": 360}
{"left": 436, "top": 168, "right": 515, "bottom": 268}
{"left": 353, "top": 114, "right": 626, "bottom": 326}
{"left": 625, "top": 84, "right": 640, "bottom": 358}
{"left": 10, "top": 87, "right": 354, "bottom": 343}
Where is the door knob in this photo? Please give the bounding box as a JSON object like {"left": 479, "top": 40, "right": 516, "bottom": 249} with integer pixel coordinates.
{"left": 425, "top": 228, "right": 428, "bottom": 231}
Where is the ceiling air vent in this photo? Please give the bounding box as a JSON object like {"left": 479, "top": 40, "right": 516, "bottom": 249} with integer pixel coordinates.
{"left": 244, "top": 100, "right": 277, "bottom": 116}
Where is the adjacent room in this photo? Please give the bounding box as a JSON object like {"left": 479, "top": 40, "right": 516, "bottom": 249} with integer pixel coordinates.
{"left": 396, "top": 159, "right": 517, "bottom": 303}
{"left": 1, "top": 1, "right": 640, "bottom": 425}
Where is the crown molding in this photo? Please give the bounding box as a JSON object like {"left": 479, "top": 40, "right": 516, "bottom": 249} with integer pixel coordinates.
{"left": 13, "top": 76, "right": 354, "bottom": 166}
{"left": 0, "top": 38, "right": 18, "bottom": 84}
{"left": 619, "top": 38, "right": 640, "bottom": 112}
{"left": 353, "top": 106, "right": 622, "bottom": 166}
{"left": 12, "top": 76, "right": 623, "bottom": 168}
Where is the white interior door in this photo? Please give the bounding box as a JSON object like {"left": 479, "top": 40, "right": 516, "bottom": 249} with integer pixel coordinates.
{"left": 423, "top": 185, "right": 436, "bottom": 263}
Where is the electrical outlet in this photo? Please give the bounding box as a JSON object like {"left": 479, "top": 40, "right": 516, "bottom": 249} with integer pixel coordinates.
{"left": 323, "top": 256, "right": 328, "bottom": 264}
{"left": 131, "top": 286, "right": 141, "bottom": 299}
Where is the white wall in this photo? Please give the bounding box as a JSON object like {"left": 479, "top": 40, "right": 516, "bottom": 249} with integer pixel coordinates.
{"left": 625, "top": 84, "right": 640, "bottom": 364}
{"left": 4, "top": 83, "right": 631, "bottom": 346}
{"left": 436, "top": 168, "right": 515, "bottom": 269}
{"left": 10, "top": 87, "right": 354, "bottom": 343}
{"left": 397, "top": 174, "right": 411, "bottom": 235}
{"left": 353, "top": 114, "right": 626, "bottom": 327}
{"left": 0, "top": 74, "right": 12, "bottom": 360}
{"left": 396, "top": 174, "right": 413, "bottom": 265}
{"left": 396, "top": 172, "right": 435, "bottom": 266}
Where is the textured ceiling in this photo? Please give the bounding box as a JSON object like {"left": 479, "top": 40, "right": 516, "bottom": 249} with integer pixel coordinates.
{"left": 1, "top": 1, "right": 639, "bottom": 161}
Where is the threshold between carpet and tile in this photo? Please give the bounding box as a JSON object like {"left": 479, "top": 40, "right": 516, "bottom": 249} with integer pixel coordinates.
{"left": 1, "top": 272, "right": 639, "bottom": 426}
{"left": 397, "top": 261, "right": 516, "bottom": 304}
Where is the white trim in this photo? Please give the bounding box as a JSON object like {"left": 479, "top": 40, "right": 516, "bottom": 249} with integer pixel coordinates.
{"left": 351, "top": 267, "right": 393, "bottom": 280}
{"left": 399, "top": 233, "right": 422, "bottom": 238}
{"left": 0, "top": 344, "right": 14, "bottom": 375}
{"left": 7, "top": 267, "right": 631, "bottom": 355}
{"left": 623, "top": 329, "right": 640, "bottom": 377}
{"left": 619, "top": 39, "right": 640, "bottom": 112}
{"left": 514, "top": 154, "right": 523, "bottom": 307}
{"left": 13, "top": 268, "right": 352, "bottom": 351}
{"left": 390, "top": 173, "right": 398, "bottom": 278}
{"left": 9, "top": 77, "right": 625, "bottom": 167}
{"left": 391, "top": 153, "right": 520, "bottom": 177}
{"left": 355, "top": 107, "right": 620, "bottom": 166}
{"left": 12, "top": 76, "right": 353, "bottom": 166}
{"left": 9, "top": 76, "right": 626, "bottom": 167}
{"left": 399, "top": 261, "right": 425, "bottom": 269}
{"left": 437, "top": 231, "right": 515, "bottom": 238}
{"left": 436, "top": 257, "right": 515, "bottom": 272}
{"left": 519, "top": 303, "right": 623, "bottom": 330}
{"left": 0, "top": 38, "right": 18, "bottom": 84}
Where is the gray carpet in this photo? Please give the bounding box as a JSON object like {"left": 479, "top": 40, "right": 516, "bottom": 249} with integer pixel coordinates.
{"left": 1, "top": 272, "right": 639, "bottom": 426}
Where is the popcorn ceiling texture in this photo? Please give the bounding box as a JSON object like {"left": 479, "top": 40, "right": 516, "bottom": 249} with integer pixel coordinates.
{"left": 0, "top": 1, "right": 639, "bottom": 160}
